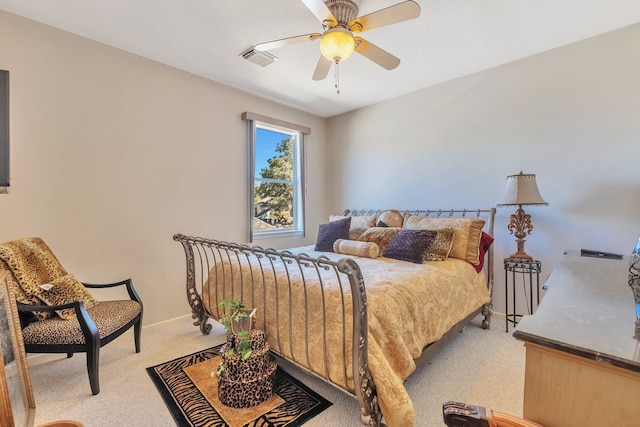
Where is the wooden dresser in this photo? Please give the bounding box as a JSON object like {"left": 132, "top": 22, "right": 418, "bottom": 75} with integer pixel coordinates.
{"left": 513, "top": 250, "right": 640, "bottom": 427}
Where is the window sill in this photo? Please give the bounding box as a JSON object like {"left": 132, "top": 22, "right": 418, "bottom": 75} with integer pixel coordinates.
{"left": 253, "top": 229, "right": 304, "bottom": 240}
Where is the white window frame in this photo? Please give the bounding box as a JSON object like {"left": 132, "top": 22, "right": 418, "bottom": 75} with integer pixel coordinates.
{"left": 243, "top": 112, "right": 309, "bottom": 242}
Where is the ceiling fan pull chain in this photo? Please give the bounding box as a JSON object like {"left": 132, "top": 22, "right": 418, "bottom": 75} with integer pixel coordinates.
{"left": 334, "top": 59, "right": 340, "bottom": 94}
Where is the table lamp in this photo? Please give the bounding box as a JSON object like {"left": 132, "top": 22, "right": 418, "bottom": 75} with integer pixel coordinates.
{"left": 497, "top": 171, "right": 548, "bottom": 261}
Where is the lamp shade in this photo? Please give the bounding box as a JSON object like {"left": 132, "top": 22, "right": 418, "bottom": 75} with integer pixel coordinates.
{"left": 320, "top": 27, "right": 355, "bottom": 62}
{"left": 497, "top": 172, "right": 548, "bottom": 207}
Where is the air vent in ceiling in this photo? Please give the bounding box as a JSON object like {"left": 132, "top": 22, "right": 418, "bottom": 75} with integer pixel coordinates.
{"left": 240, "top": 47, "right": 278, "bottom": 67}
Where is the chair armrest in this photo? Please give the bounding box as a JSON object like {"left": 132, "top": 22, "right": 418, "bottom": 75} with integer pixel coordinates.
{"left": 82, "top": 278, "right": 142, "bottom": 305}
{"left": 443, "top": 401, "right": 544, "bottom": 427}
{"left": 81, "top": 278, "right": 132, "bottom": 289}
{"left": 18, "top": 301, "right": 80, "bottom": 313}
{"left": 443, "top": 401, "right": 491, "bottom": 427}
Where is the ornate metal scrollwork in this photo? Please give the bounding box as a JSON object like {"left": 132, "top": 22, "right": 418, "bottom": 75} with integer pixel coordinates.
{"left": 628, "top": 252, "right": 640, "bottom": 340}
{"left": 174, "top": 234, "right": 211, "bottom": 334}
{"left": 174, "top": 207, "right": 496, "bottom": 427}
{"left": 506, "top": 206, "right": 534, "bottom": 260}
{"left": 338, "top": 258, "right": 384, "bottom": 427}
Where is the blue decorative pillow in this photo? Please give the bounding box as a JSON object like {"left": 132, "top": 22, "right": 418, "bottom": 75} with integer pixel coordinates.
{"left": 315, "top": 217, "right": 351, "bottom": 252}
{"left": 383, "top": 229, "right": 437, "bottom": 264}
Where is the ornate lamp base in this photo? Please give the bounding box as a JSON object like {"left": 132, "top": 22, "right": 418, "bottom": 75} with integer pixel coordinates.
{"left": 508, "top": 238, "right": 533, "bottom": 261}
{"left": 507, "top": 207, "right": 535, "bottom": 261}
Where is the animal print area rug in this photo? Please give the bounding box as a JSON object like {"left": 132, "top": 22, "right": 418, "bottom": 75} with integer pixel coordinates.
{"left": 146, "top": 345, "right": 332, "bottom": 427}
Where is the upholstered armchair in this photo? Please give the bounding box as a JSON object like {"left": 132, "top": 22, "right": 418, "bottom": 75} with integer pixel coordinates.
{"left": 443, "top": 401, "right": 543, "bottom": 427}
{"left": 0, "top": 237, "right": 143, "bottom": 395}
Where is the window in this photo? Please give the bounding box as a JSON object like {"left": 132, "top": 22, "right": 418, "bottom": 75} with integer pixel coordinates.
{"left": 243, "top": 112, "right": 309, "bottom": 241}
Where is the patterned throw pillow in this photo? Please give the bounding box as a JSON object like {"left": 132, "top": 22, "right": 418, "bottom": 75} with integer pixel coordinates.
{"left": 351, "top": 216, "right": 376, "bottom": 228}
{"left": 376, "top": 209, "right": 404, "bottom": 228}
{"left": 315, "top": 217, "right": 351, "bottom": 252}
{"left": 357, "top": 227, "right": 402, "bottom": 253}
{"left": 383, "top": 229, "right": 437, "bottom": 264}
{"left": 424, "top": 229, "right": 455, "bottom": 261}
{"left": 37, "top": 273, "right": 99, "bottom": 320}
{"left": 348, "top": 226, "right": 369, "bottom": 241}
{"left": 333, "top": 239, "right": 380, "bottom": 259}
{"left": 330, "top": 215, "right": 376, "bottom": 228}
{"left": 403, "top": 216, "right": 485, "bottom": 264}
{"left": 474, "top": 232, "right": 495, "bottom": 273}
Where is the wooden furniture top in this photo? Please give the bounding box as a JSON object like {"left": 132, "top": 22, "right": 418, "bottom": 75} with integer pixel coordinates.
{"left": 513, "top": 250, "right": 640, "bottom": 373}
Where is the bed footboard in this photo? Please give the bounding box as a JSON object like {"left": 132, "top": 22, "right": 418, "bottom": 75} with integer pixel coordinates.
{"left": 173, "top": 234, "right": 384, "bottom": 427}
{"left": 174, "top": 208, "right": 495, "bottom": 427}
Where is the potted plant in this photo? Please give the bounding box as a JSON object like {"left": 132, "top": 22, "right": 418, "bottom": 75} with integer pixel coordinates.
{"left": 215, "top": 299, "right": 277, "bottom": 408}
{"left": 217, "top": 299, "right": 256, "bottom": 364}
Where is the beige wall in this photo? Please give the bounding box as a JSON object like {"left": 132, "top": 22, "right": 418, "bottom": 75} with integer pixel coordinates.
{"left": 0, "top": 11, "right": 328, "bottom": 325}
{"left": 327, "top": 23, "right": 640, "bottom": 316}
{"left": 3, "top": 9, "right": 640, "bottom": 325}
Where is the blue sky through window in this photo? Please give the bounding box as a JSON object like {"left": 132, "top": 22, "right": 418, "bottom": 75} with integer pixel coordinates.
{"left": 255, "top": 128, "right": 290, "bottom": 178}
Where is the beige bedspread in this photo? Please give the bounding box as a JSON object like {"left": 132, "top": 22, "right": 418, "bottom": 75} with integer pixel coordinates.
{"left": 203, "top": 246, "right": 490, "bottom": 427}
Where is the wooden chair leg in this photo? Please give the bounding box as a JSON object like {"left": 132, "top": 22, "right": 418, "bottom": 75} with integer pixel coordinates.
{"left": 86, "top": 346, "right": 100, "bottom": 395}
{"left": 134, "top": 317, "right": 142, "bottom": 353}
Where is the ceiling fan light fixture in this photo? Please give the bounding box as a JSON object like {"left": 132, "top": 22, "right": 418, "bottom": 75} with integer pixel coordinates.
{"left": 319, "top": 27, "right": 355, "bottom": 62}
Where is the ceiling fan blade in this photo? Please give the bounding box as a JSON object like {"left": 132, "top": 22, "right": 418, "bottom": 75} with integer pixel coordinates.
{"left": 312, "top": 56, "right": 332, "bottom": 80}
{"left": 255, "top": 33, "right": 321, "bottom": 51}
{"left": 354, "top": 37, "right": 400, "bottom": 70}
{"left": 301, "top": 0, "right": 337, "bottom": 26}
{"left": 350, "top": 1, "right": 420, "bottom": 33}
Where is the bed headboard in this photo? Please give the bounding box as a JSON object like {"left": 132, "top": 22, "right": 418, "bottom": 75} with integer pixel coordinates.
{"left": 342, "top": 208, "right": 495, "bottom": 235}
{"left": 341, "top": 208, "right": 497, "bottom": 294}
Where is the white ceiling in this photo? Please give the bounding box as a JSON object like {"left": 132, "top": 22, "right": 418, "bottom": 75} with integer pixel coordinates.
{"left": 2, "top": 0, "right": 640, "bottom": 118}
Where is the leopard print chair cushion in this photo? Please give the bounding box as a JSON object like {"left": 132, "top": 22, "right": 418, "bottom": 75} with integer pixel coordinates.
{"left": 21, "top": 300, "right": 141, "bottom": 345}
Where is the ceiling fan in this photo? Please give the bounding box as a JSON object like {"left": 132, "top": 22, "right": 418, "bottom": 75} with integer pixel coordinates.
{"left": 254, "top": 0, "right": 421, "bottom": 82}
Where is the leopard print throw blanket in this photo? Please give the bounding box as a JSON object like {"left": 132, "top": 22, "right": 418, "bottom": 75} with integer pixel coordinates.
{"left": 0, "top": 237, "right": 97, "bottom": 319}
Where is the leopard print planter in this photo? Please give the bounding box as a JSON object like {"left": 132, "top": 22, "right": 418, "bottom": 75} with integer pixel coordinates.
{"left": 218, "top": 329, "right": 278, "bottom": 408}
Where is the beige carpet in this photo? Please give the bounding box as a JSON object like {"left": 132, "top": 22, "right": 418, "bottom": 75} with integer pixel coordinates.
{"left": 28, "top": 314, "right": 524, "bottom": 427}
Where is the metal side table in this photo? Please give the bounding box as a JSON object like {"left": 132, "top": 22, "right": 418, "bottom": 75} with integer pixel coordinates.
{"left": 504, "top": 258, "right": 542, "bottom": 332}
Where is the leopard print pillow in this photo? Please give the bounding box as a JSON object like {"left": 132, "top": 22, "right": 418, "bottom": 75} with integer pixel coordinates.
{"left": 424, "top": 229, "right": 455, "bottom": 261}
{"left": 37, "top": 274, "right": 98, "bottom": 320}
{"left": 357, "top": 227, "right": 402, "bottom": 253}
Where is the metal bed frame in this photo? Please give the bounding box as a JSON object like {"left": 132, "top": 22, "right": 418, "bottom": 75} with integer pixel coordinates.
{"left": 174, "top": 208, "right": 495, "bottom": 427}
